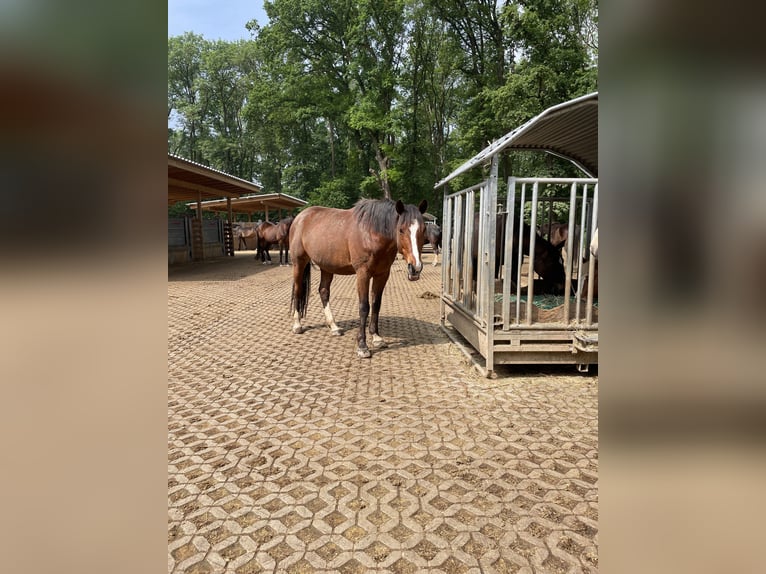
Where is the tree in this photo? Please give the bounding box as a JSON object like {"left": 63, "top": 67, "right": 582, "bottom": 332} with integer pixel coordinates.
{"left": 168, "top": 0, "right": 598, "bottom": 210}
{"left": 168, "top": 33, "right": 206, "bottom": 161}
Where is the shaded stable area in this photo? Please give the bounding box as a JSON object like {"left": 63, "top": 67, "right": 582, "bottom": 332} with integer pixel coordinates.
{"left": 168, "top": 254, "right": 598, "bottom": 573}
{"left": 168, "top": 155, "right": 306, "bottom": 264}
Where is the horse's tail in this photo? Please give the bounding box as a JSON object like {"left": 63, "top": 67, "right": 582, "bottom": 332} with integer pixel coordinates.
{"left": 290, "top": 263, "right": 311, "bottom": 318}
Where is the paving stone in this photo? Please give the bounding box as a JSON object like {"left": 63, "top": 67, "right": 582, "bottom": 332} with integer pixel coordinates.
{"left": 169, "top": 253, "right": 598, "bottom": 572}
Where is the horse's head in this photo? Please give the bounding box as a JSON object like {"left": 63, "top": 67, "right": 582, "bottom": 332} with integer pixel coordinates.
{"left": 395, "top": 199, "right": 428, "bottom": 281}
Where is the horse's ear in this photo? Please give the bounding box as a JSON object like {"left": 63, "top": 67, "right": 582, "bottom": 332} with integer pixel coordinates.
{"left": 395, "top": 200, "right": 405, "bottom": 215}
{"left": 418, "top": 200, "right": 428, "bottom": 214}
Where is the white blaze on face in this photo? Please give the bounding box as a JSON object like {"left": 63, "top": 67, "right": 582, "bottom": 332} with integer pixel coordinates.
{"left": 409, "top": 221, "right": 422, "bottom": 269}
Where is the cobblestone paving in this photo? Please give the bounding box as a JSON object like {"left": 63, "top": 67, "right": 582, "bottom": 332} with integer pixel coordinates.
{"left": 168, "top": 251, "right": 598, "bottom": 573}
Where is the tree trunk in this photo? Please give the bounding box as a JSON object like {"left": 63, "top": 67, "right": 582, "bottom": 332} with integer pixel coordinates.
{"left": 373, "top": 140, "right": 391, "bottom": 199}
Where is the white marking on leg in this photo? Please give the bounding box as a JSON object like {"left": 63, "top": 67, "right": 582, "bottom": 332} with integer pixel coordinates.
{"left": 292, "top": 310, "right": 303, "bottom": 334}
{"left": 324, "top": 303, "right": 341, "bottom": 334}
{"left": 409, "top": 221, "right": 422, "bottom": 270}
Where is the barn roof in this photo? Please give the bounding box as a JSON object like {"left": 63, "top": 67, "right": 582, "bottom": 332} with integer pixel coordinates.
{"left": 190, "top": 193, "right": 308, "bottom": 214}
{"left": 435, "top": 91, "right": 598, "bottom": 188}
{"left": 168, "top": 154, "right": 262, "bottom": 205}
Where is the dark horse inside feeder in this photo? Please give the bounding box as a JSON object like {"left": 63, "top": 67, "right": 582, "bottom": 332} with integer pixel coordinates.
{"left": 289, "top": 198, "right": 428, "bottom": 358}
{"left": 472, "top": 213, "right": 567, "bottom": 295}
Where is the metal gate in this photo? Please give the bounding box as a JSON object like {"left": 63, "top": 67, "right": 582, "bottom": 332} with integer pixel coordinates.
{"left": 440, "top": 155, "right": 598, "bottom": 376}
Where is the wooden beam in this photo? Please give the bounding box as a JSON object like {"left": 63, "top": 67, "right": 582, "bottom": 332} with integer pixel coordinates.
{"left": 168, "top": 177, "right": 240, "bottom": 199}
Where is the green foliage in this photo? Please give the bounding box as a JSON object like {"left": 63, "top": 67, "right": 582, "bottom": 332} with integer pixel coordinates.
{"left": 307, "top": 178, "right": 358, "bottom": 209}
{"left": 168, "top": 201, "right": 193, "bottom": 218}
{"left": 168, "top": 0, "right": 598, "bottom": 215}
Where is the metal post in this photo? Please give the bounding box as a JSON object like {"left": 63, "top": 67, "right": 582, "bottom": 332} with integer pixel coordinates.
{"left": 485, "top": 156, "right": 499, "bottom": 371}
{"left": 563, "top": 182, "right": 577, "bottom": 322}
{"left": 525, "top": 182, "right": 539, "bottom": 325}
{"left": 575, "top": 185, "right": 590, "bottom": 323}
{"left": 585, "top": 183, "right": 599, "bottom": 325}
{"left": 515, "top": 184, "right": 527, "bottom": 324}
{"left": 502, "top": 177, "right": 516, "bottom": 330}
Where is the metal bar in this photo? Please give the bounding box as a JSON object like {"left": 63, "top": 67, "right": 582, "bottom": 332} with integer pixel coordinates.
{"left": 445, "top": 180, "right": 488, "bottom": 199}
{"left": 563, "top": 182, "right": 577, "bottom": 323}
{"left": 575, "top": 185, "right": 590, "bottom": 323}
{"left": 515, "top": 183, "right": 526, "bottom": 324}
{"left": 525, "top": 182, "right": 540, "bottom": 325}
{"left": 502, "top": 177, "right": 516, "bottom": 330}
{"left": 507, "top": 177, "right": 598, "bottom": 185}
{"left": 440, "top": 193, "right": 451, "bottom": 328}
{"left": 452, "top": 195, "right": 463, "bottom": 301}
{"left": 585, "top": 183, "right": 599, "bottom": 325}
{"left": 484, "top": 156, "right": 499, "bottom": 369}
{"left": 476, "top": 186, "right": 486, "bottom": 322}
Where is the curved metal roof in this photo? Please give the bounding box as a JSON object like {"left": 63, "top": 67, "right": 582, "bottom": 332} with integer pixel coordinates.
{"left": 435, "top": 92, "right": 598, "bottom": 188}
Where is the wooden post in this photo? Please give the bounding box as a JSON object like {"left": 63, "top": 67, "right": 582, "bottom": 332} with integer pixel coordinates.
{"left": 224, "top": 197, "right": 234, "bottom": 256}
{"left": 192, "top": 191, "right": 204, "bottom": 261}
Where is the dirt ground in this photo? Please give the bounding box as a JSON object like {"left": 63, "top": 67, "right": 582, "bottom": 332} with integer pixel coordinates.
{"left": 168, "top": 249, "right": 598, "bottom": 573}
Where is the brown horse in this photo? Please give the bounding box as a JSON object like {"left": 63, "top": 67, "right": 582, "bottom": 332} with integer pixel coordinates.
{"left": 472, "top": 213, "right": 567, "bottom": 295}
{"left": 289, "top": 198, "right": 428, "bottom": 358}
{"left": 256, "top": 217, "right": 293, "bottom": 265}
{"left": 234, "top": 224, "right": 260, "bottom": 251}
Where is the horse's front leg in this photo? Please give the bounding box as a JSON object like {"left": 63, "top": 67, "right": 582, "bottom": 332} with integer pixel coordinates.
{"left": 355, "top": 272, "right": 372, "bottom": 358}
{"left": 369, "top": 271, "right": 390, "bottom": 349}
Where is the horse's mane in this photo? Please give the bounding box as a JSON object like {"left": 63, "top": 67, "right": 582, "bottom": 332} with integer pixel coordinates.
{"left": 353, "top": 198, "right": 398, "bottom": 238}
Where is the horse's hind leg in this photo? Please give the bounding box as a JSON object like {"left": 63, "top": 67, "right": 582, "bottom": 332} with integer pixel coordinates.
{"left": 319, "top": 270, "right": 342, "bottom": 336}
{"left": 369, "top": 271, "right": 390, "bottom": 349}
{"left": 281, "top": 243, "right": 289, "bottom": 266}
{"left": 432, "top": 246, "right": 439, "bottom": 266}
{"left": 291, "top": 258, "right": 310, "bottom": 334}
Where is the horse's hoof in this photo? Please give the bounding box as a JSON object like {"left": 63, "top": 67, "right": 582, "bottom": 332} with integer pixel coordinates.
{"left": 292, "top": 326, "right": 304, "bottom": 334}
{"left": 356, "top": 347, "right": 371, "bottom": 358}
{"left": 330, "top": 328, "right": 343, "bottom": 336}
{"left": 371, "top": 336, "right": 387, "bottom": 349}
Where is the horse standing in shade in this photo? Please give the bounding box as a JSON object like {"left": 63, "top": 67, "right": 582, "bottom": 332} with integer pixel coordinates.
{"left": 256, "top": 217, "right": 293, "bottom": 265}
{"left": 289, "top": 198, "right": 428, "bottom": 358}
{"left": 234, "top": 224, "right": 260, "bottom": 252}
{"left": 425, "top": 223, "right": 442, "bottom": 266}
{"left": 472, "top": 213, "right": 567, "bottom": 295}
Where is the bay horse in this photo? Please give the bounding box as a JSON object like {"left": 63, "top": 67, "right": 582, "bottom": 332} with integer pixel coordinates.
{"left": 256, "top": 217, "right": 293, "bottom": 265}
{"left": 234, "top": 224, "right": 260, "bottom": 251}
{"left": 289, "top": 198, "right": 428, "bottom": 358}
{"left": 425, "top": 222, "right": 442, "bottom": 266}
{"left": 472, "top": 213, "right": 567, "bottom": 295}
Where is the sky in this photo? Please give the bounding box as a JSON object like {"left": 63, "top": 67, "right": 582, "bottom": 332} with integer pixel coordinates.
{"left": 168, "top": 0, "right": 269, "bottom": 41}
